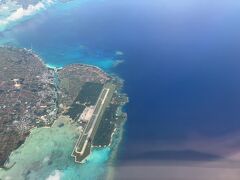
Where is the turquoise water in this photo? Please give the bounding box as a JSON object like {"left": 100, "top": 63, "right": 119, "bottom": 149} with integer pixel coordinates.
{"left": 0, "top": 117, "right": 115, "bottom": 180}
{"left": 2, "top": 0, "right": 240, "bottom": 179}
{"left": 0, "top": 1, "right": 124, "bottom": 179}
{"left": 0, "top": 0, "right": 122, "bottom": 71}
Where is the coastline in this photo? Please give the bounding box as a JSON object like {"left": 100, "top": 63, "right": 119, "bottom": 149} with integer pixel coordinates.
{"left": 32, "top": 46, "right": 128, "bottom": 152}
{"left": 0, "top": 1, "right": 129, "bottom": 179}
{"left": 2, "top": 115, "right": 78, "bottom": 168}
{"left": 0, "top": 47, "right": 128, "bottom": 180}
{"left": 106, "top": 107, "right": 128, "bottom": 180}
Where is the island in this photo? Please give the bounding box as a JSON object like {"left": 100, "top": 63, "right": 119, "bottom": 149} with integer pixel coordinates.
{"left": 0, "top": 47, "right": 128, "bottom": 167}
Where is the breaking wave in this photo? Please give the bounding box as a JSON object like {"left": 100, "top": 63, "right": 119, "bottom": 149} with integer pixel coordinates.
{"left": 0, "top": 0, "right": 55, "bottom": 31}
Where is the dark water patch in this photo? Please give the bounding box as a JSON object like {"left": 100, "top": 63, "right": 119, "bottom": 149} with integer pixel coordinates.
{"left": 3, "top": 0, "right": 240, "bottom": 172}
{"left": 121, "top": 150, "right": 222, "bottom": 162}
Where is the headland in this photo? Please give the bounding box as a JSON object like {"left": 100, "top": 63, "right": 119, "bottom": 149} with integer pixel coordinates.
{"left": 0, "top": 46, "right": 128, "bottom": 170}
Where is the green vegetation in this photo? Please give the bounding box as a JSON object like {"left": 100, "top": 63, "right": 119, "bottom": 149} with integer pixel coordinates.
{"left": 93, "top": 104, "right": 119, "bottom": 146}
{"left": 78, "top": 82, "right": 103, "bottom": 106}
{"left": 73, "top": 83, "right": 118, "bottom": 162}
{"left": 66, "top": 104, "right": 86, "bottom": 120}
{"left": 66, "top": 82, "right": 103, "bottom": 120}
{"left": 93, "top": 89, "right": 128, "bottom": 147}
{"left": 89, "top": 83, "right": 116, "bottom": 138}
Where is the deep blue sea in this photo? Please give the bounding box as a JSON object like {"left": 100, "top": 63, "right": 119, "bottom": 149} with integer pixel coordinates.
{"left": 2, "top": 0, "right": 240, "bottom": 179}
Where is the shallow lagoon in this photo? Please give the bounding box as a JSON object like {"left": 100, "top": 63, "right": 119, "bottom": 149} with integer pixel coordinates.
{"left": 0, "top": 1, "right": 124, "bottom": 179}
{"left": 0, "top": 116, "right": 112, "bottom": 180}
{"left": 3, "top": 0, "right": 240, "bottom": 179}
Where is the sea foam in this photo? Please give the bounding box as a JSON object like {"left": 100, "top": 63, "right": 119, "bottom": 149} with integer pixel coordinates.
{"left": 0, "top": 0, "right": 55, "bottom": 31}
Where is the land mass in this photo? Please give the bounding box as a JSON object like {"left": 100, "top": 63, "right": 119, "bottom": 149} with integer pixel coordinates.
{"left": 0, "top": 47, "right": 128, "bottom": 167}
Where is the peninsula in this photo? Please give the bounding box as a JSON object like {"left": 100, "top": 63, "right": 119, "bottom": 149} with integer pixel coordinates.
{"left": 0, "top": 47, "right": 128, "bottom": 167}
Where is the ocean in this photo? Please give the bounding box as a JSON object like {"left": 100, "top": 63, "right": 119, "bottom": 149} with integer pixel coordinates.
{"left": 1, "top": 0, "right": 240, "bottom": 179}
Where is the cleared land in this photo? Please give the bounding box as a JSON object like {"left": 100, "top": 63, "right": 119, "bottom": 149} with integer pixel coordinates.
{"left": 0, "top": 47, "right": 128, "bottom": 166}
{"left": 72, "top": 83, "right": 116, "bottom": 163}
{"left": 66, "top": 82, "right": 103, "bottom": 120}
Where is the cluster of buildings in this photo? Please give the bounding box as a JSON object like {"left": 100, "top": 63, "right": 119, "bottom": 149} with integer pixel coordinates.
{"left": 0, "top": 47, "right": 58, "bottom": 166}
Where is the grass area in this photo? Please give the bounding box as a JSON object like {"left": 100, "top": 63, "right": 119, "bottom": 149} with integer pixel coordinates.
{"left": 66, "top": 82, "right": 103, "bottom": 120}
{"left": 93, "top": 104, "right": 119, "bottom": 146}
{"left": 90, "top": 83, "right": 116, "bottom": 139}
{"left": 66, "top": 104, "right": 86, "bottom": 120}
{"left": 77, "top": 82, "right": 103, "bottom": 106}
{"left": 73, "top": 83, "right": 117, "bottom": 162}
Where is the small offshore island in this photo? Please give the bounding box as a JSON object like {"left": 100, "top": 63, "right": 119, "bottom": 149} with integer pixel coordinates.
{"left": 0, "top": 47, "right": 128, "bottom": 172}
